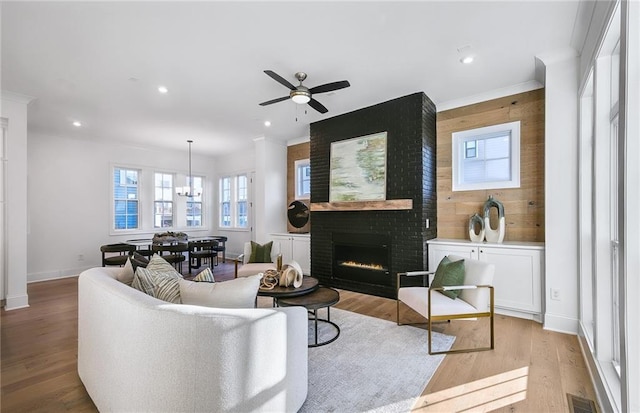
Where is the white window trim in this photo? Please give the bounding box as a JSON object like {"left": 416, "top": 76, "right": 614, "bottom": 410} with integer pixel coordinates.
{"left": 219, "top": 173, "right": 250, "bottom": 230}
{"left": 153, "top": 171, "right": 174, "bottom": 229}
{"left": 111, "top": 165, "right": 141, "bottom": 233}
{"left": 110, "top": 162, "right": 209, "bottom": 235}
{"left": 451, "top": 121, "right": 521, "bottom": 191}
{"left": 295, "top": 158, "right": 311, "bottom": 200}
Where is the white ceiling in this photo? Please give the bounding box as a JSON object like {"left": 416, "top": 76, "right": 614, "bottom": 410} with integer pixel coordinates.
{"left": 2, "top": 1, "right": 586, "bottom": 156}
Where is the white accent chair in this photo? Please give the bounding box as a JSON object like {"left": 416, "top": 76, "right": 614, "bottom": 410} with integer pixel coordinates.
{"left": 396, "top": 255, "right": 495, "bottom": 355}
{"left": 235, "top": 241, "right": 281, "bottom": 278}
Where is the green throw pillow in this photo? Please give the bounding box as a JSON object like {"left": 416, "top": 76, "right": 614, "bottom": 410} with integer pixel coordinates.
{"left": 431, "top": 256, "right": 465, "bottom": 299}
{"left": 248, "top": 241, "right": 273, "bottom": 263}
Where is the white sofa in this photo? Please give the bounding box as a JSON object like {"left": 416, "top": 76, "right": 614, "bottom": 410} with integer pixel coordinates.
{"left": 78, "top": 266, "right": 308, "bottom": 413}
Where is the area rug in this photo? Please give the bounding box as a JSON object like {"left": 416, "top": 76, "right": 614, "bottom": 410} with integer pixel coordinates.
{"left": 300, "top": 308, "right": 455, "bottom": 413}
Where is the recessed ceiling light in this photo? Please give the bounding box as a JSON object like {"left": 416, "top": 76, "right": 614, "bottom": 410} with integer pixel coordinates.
{"left": 264, "top": 121, "right": 271, "bottom": 127}
{"left": 460, "top": 56, "right": 474, "bottom": 64}
{"left": 158, "top": 85, "right": 168, "bottom": 94}
{"left": 72, "top": 121, "right": 82, "bottom": 127}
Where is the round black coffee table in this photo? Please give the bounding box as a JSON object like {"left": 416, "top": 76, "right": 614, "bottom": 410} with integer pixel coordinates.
{"left": 258, "top": 276, "right": 319, "bottom": 299}
{"left": 277, "top": 287, "right": 340, "bottom": 347}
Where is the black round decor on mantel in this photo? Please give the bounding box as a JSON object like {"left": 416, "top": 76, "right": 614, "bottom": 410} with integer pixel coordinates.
{"left": 287, "top": 200, "right": 310, "bottom": 229}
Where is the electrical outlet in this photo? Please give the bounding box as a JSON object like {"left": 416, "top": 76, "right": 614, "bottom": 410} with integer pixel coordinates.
{"left": 78, "top": 254, "right": 84, "bottom": 262}
{"left": 551, "top": 289, "right": 560, "bottom": 300}
{"left": 425, "top": 219, "right": 430, "bottom": 229}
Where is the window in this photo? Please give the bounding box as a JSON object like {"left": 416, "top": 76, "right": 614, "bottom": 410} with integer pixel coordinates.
{"left": 154, "top": 172, "right": 173, "bottom": 228}
{"left": 113, "top": 168, "right": 139, "bottom": 230}
{"left": 219, "top": 174, "right": 249, "bottom": 229}
{"left": 186, "top": 176, "right": 203, "bottom": 227}
{"left": 295, "top": 159, "right": 311, "bottom": 199}
{"left": 237, "top": 174, "right": 248, "bottom": 227}
{"left": 452, "top": 121, "right": 520, "bottom": 191}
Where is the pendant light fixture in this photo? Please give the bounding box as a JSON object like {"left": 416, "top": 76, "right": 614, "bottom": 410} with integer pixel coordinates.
{"left": 176, "top": 139, "right": 202, "bottom": 197}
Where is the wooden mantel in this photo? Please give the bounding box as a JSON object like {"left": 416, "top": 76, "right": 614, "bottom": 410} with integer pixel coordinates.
{"left": 310, "top": 199, "right": 413, "bottom": 211}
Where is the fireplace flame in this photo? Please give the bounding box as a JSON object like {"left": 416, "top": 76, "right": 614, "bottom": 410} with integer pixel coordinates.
{"left": 339, "top": 261, "right": 385, "bottom": 271}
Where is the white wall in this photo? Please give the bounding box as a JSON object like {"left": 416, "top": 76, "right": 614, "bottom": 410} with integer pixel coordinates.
{"left": 253, "top": 137, "right": 287, "bottom": 243}
{"left": 1, "top": 93, "right": 32, "bottom": 309}
{"left": 27, "top": 133, "right": 215, "bottom": 282}
{"left": 537, "top": 51, "right": 581, "bottom": 333}
{"left": 210, "top": 144, "right": 255, "bottom": 258}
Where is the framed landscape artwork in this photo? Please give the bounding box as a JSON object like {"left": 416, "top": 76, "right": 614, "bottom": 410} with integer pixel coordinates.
{"left": 330, "top": 132, "right": 387, "bottom": 202}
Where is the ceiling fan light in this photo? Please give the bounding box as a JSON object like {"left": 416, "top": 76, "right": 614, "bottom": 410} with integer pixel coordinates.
{"left": 291, "top": 91, "right": 311, "bottom": 104}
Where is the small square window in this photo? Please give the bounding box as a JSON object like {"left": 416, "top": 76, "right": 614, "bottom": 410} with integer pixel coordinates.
{"left": 452, "top": 121, "right": 520, "bottom": 191}
{"left": 295, "top": 159, "right": 310, "bottom": 200}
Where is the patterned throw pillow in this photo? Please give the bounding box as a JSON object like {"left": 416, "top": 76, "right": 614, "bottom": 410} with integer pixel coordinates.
{"left": 193, "top": 267, "right": 215, "bottom": 283}
{"left": 146, "top": 254, "right": 181, "bottom": 277}
{"left": 430, "top": 256, "right": 466, "bottom": 299}
{"left": 131, "top": 267, "right": 182, "bottom": 304}
{"left": 248, "top": 241, "right": 273, "bottom": 263}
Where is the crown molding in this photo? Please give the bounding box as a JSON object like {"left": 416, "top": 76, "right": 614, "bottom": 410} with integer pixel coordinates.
{"left": 1, "top": 90, "right": 35, "bottom": 105}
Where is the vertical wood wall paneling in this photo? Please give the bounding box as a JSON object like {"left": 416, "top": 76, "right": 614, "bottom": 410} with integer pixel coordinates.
{"left": 286, "top": 142, "right": 310, "bottom": 233}
{"left": 436, "top": 89, "right": 545, "bottom": 242}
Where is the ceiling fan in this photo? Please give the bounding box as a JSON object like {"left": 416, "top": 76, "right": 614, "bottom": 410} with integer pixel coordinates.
{"left": 259, "top": 70, "right": 350, "bottom": 114}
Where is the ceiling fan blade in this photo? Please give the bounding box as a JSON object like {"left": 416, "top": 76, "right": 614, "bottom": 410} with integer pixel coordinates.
{"left": 259, "top": 96, "right": 290, "bottom": 106}
{"left": 308, "top": 98, "right": 328, "bottom": 114}
{"left": 264, "top": 70, "right": 296, "bottom": 90}
{"left": 309, "top": 80, "right": 351, "bottom": 94}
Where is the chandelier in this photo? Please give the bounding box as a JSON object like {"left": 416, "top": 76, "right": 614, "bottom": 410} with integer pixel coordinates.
{"left": 175, "top": 139, "right": 202, "bottom": 197}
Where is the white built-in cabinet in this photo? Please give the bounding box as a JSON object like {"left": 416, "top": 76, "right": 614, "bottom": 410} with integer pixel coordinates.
{"left": 427, "top": 238, "right": 545, "bottom": 322}
{"left": 271, "top": 233, "right": 311, "bottom": 275}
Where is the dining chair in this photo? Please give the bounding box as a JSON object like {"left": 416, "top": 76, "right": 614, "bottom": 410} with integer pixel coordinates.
{"left": 100, "top": 243, "right": 136, "bottom": 267}
{"left": 187, "top": 239, "right": 218, "bottom": 274}
{"left": 151, "top": 243, "right": 188, "bottom": 273}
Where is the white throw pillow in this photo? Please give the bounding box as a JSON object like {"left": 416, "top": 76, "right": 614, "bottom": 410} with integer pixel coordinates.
{"left": 179, "top": 273, "right": 262, "bottom": 309}
{"left": 116, "top": 258, "right": 135, "bottom": 285}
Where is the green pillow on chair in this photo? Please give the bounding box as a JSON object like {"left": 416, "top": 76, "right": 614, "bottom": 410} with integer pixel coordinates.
{"left": 431, "top": 256, "right": 465, "bottom": 299}
{"left": 248, "top": 241, "right": 273, "bottom": 263}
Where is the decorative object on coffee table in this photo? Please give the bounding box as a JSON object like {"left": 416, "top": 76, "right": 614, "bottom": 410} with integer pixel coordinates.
{"left": 277, "top": 287, "right": 340, "bottom": 347}
{"left": 280, "top": 261, "right": 303, "bottom": 288}
{"left": 483, "top": 196, "right": 505, "bottom": 243}
{"left": 258, "top": 276, "right": 319, "bottom": 298}
{"left": 468, "top": 213, "right": 485, "bottom": 242}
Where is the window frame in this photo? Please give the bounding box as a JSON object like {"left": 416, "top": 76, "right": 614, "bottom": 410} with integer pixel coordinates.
{"left": 153, "top": 171, "right": 174, "bottom": 229}
{"left": 451, "top": 121, "right": 521, "bottom": 192}
{"left": 185, "top": 175, "right": 204, "bottom": 228}
{"left": 219, "top": 173, "right": 249, "bottom": 230}
{"left": 112, "top": 166, "right": 140, "bottom": 231}
{"left": 295, "top": 158, "right": 311, "bottom": 200}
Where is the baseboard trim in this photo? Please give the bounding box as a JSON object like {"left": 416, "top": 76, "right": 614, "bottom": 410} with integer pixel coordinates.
{"left": 4, "top": 294, "right": 29, "bottom": 310}
{"left": 543, "top": 313, "right": 578, "bottom": 334}
{"left": 577, "top": 323, "right": 618, "bottom": 413}
{"left": 28, "top": 266, "right": 92, "bottom": 283}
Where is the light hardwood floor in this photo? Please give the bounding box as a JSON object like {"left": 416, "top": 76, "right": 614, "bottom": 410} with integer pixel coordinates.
{"left": 1, "top": 262, "right": 597, "bottom": 412}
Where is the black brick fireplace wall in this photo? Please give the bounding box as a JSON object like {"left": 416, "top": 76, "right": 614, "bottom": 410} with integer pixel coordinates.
{"left": 310, "top": 92, "right": 437, "bottom": 298}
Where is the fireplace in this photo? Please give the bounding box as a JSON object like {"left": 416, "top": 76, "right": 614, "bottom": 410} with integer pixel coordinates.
{"left": 310, "top": 92, "right": 437, "bottom": 298}
{"left": 332, "top": 233, "right": 391, "bottom": 287}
